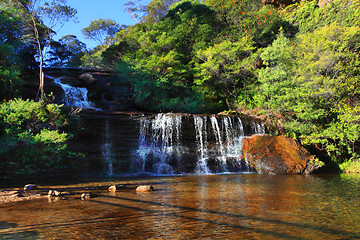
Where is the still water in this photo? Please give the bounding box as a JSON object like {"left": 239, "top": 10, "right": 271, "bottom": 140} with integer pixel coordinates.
{"left": 1, "top": 174, "right": 360, "bottom": 239}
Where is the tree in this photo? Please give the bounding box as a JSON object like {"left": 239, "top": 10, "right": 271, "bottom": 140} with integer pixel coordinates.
{"left": 195, "top": 38, "right": 255, "bottom": 110}
{"left": 13, "top": 0, "right": 77, "bottom": 99}
{"left": 48, "top": 35, "right": 86, "bottom": 66}
{"left": 82, "top": 19, "right": 120, "bottom": 47}
{"left": 124, "top": 0, "right": 146, "bottom": 23}
{"left": 0, "top": 4, "right": 25, "bottom": 100}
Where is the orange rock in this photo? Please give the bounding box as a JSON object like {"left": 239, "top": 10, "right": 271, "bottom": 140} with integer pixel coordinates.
{"left": 242, "top": 135, "right": 312, "bottom": 174}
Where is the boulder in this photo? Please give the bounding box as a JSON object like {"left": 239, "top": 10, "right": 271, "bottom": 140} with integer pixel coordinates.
{"left": 242, "top": 135, "right": 314, "bottom": 174}
{"left": 135, "top": 185, "right": 154, "bottom": 192}
{"left": 79, "top": 73, "right": 97, "bottom": 85}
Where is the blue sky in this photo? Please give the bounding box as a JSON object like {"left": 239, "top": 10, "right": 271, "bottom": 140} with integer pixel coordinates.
{"left": 55, "top": 0, "right": 150, "bottom": 49}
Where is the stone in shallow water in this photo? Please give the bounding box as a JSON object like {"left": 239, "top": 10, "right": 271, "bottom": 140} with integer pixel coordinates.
{"left": 108, "top": 185, "right": 117, "bottom": 192}
{"left": 81, "top": 193, "right": 91, "bottom": 200}
{"left": 135, "top": 185, "right": 154, "bottom": 192}
{"left": 24, "top": 184, "right": 37, "bottom": 191}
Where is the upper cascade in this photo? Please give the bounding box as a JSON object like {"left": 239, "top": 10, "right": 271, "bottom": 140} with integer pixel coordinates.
{"left": 132, "top": 113, "right": 265, "bottom": 175}
{"left": 50, "top": 76, "right": 98, "bottom": 110}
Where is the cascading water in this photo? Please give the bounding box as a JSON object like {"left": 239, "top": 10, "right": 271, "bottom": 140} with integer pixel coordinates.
{"left": 133, "top": 113, "right": 264, "bottom": 175}
{"left": 101, "top": 119, "right": 113, "bottom": 176}
{"left": 51, "top": 76, "right": 97, "bottom": 109}
{"left": 134, "top": 113, "right": 184, "bottom": 174}
{"left": 194, "top": 116, "right": 210, "bottom": 174}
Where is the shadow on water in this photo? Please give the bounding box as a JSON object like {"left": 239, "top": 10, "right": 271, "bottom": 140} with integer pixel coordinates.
{"left": 0, "top": 222, "right": 38, "bottom": 240}
{"left": 95, "top": 195, "right": 360, "bottom": 239}
{"left": 1, "top": 193, "right": 358, "bottom": 239}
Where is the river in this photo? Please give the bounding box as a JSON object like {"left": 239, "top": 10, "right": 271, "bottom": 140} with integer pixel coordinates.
{"left": 1, "top": 174, "right": 360, "bottom": 239}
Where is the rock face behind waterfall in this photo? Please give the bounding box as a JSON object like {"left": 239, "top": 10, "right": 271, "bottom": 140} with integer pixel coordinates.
{"left": 242, "top": 135, "right": 313, "bottom": 174}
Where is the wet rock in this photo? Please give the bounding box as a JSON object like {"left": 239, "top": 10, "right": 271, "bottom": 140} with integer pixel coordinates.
{"left": 108, "top": 185, "right": 117, "bottom": 192}
{"left": 24, "top": 184, "right": 37, "bottom": 192}
{"left": 48, "top": 190, "right": 62, "bottom": 196}
{"left": 81, "top": 193, "right": 91, "bottom": 200}
{"left": 135, "top": 186, "right": 154, "bottom": 192}
{"left": 242, "top": 135, "right": 314, "bottom": 174}
{"left": 79, "top": 73, "right": 97, "bottom": 85}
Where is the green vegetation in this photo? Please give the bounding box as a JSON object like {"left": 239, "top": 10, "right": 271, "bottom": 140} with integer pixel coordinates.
{"left": 0, "top": 98, "right": 76, "bottom": 177}
{"left": 78, "top": 0, "right": 360, "bottom": 170}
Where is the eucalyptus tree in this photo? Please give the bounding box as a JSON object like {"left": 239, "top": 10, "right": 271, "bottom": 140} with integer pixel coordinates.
{"left": 12, "top": 0, "right": 77, "bottom": 99}
{"left": 82, "top": 19, "right": 120, "bottom": 47}
{"left": 124, "top": 0, "right": 179, "bottom": 23}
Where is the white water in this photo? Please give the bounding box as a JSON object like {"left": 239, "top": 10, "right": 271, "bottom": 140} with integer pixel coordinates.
{"left": 134, "top": 113, "right": 260, "bottom": 175}
{"left": 194, "top": 116, "right": 210, "bottom": 174}
{"left": 52, "top": 77, "right": 97, "bottom": 109}
{"left": 101, "top": 119, "right": 113, "bottom": 176}
{"left": 135, "top": 113, "right": 184, "bottom": 174}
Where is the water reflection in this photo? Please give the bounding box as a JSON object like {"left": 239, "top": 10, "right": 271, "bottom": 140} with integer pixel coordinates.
{"left": 0, "top": 174, "right": 360, "bottom": 239}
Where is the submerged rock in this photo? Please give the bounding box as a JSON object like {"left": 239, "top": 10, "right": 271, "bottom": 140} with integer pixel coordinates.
{"left": 242, "top": 135, "right": 315, "bottom": 174}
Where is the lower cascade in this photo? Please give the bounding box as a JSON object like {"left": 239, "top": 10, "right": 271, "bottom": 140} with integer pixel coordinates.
{"left": 132, "top": 113, "right": 265, "bottom": 175}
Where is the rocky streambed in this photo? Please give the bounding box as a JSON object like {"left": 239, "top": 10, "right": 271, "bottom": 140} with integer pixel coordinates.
{"left": 0, "top": 182, "right": 154, "bottom": 204}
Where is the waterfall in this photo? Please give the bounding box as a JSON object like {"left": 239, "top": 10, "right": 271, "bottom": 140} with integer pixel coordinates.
{"left": 134, "top": 113, "right": 261, "bottom": 175}
{"left": 101, "top": 119, "right": 113, "bottom": 176}
{"left": 194, "top": 116, "right": 210, "bottom": 174}
{"left": 135, "top": 113, "right": 183, "bottom": 174}
{"left": 52, "top": 77, "right": 97, "bottom": 109}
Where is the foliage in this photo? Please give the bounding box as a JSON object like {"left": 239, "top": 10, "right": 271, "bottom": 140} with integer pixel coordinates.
{"left": 0, "top": 98, "right": 76, "bottom": 177}
{"left": 82, "top": 18, "right": 120, "bottom": 47}
{"left": 283, "top": 0, "right": 360, "bottom": 33}
{"left": 47, "top": 35, "right": 87, "bottom": 67}
{"left": 0, "top": 5, "right": 25, "bottom": 100}
{"left": 339, "top": 158, "right": 360, "bottom": 173}
{"left": 195, "top": 38, "right": 255, "bottom": 110}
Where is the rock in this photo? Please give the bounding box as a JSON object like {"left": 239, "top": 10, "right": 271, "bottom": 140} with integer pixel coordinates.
{"left": 24, "top": 184, "right": 37, "bottom": 191}
{"left": 81, "top": 193, "right": 91, "bottom": 200}
{"left": 48, "top": 190, "right": 63, "bottom": 197}
{"left": 108, "top": 185, "right": 117, "bottom": 192}
{"left": 135, "top": 185, "right": 154, "bottom": 192}
{"left": 242, "top": 135, "right": 314, "bottom": 174}
{"left": 79, "top": 73, "right": 97, "bottom": 85}
{"left": 53, "top": 190, "right": 61, "bottom": 196}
